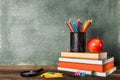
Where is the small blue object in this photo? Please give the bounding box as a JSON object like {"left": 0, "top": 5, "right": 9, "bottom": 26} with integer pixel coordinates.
{"left": 81, "top": 72, "right": 87, "bottom": 77}
{"left": 73, "top": 24, "right": 78, "bottom": 32}
{"left": 70, "top": 20, "right": 74, "bottom": 28}
{"left": 76, "top": 22, "right": 78, "bottom": 28}
{"left": 91, "top": 71, "right": 95, "bottom": 76}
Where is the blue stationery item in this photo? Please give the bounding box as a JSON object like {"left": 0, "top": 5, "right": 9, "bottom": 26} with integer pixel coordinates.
{"left": 70, "top": 20, "right": 74, "bottom": 27}
{"left": 73, "top": 24, "right": 78, "bottom": 32}
{"left": 81, "top": 72, "right": 87, "bottom": 77}
{"left": 91, "top": 71, "right": 95, "bottom": 76}
{"left": 76, "top": 22, "right": 78, "bottom": 28}
{"left": 70, "top": 20, "right": 76, "bottom": 32}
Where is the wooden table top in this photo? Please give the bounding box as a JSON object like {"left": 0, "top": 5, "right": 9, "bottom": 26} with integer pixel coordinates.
{"left": 0, "top": 66, "right": 120, "bottom": 80}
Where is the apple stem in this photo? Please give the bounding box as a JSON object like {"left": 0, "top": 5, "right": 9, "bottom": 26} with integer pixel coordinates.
{"left": 97, "top": 36, "right": 99, "bottom": 39}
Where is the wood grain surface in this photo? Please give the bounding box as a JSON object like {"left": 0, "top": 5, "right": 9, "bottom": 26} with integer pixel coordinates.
{"left": 0, "top": 66, "right": 120, "bottom": 80}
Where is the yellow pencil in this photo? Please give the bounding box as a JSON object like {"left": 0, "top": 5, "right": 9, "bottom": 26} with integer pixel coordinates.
{"left": 83, "top": 20, "right": 92, "bottom": 32}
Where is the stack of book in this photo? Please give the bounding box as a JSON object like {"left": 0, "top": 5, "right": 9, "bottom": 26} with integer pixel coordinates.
{"left": 57, "top": 51, "right": 116, "bottom": 77}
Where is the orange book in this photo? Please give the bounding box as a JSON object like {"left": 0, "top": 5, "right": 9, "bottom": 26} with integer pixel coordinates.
{"left": 58, "top": 61, "right": 114, "bottom": 72}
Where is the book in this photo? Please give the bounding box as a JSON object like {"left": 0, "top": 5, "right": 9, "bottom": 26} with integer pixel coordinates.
{"left": 61, "top": 51, "right": 107, "bottom": 60}
{"left": 58, "top": 67, "right": 116, "bottom": 77}
{"left": 58, "top": 57, "right": 114, "bottom": 72}
{"left": 58, "top": 61, "right": 114, "bottom": 72}
{"left": 59, "top": 57, "right": 114, "bottom": 65}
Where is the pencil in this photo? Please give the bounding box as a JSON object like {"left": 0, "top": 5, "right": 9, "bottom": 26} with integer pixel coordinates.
{"left": 65, "top": 21, "right": 71, "bottom": 32}
{"left": 78, "top": 19, "right": 82, "bottom": 32}
{"left": 76, "top": 22, "right": 78, "bottom": 28}
{"left": 69, "top": 19, "right": 73, "bottom": 27}
{"left": 83, "top": 20, "right": 92, "bottom": 32}
{"left": 69, "top": 19, "right": 75, "bottom": 32}
{"left": 66, "top": 21, "right": 74, "bottom": 32}
{"left": 73, "top": 23, "right": 78, "bottom": 32}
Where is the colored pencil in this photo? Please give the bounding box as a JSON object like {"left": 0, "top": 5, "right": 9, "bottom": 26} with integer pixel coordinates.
{"left": 83, "top": 20, "right": 92, "bottom": 32}
{"left": 73, "top": 23, "right": 78, "bottom": 32}
{"left": 69, "top": 19, "right": 75, "bottom": 32}
{"left": 78, "top": 19, "right": 82, "bottom": 32}
{"left": 66, "top": 21, "right": 74, "bottom": 32}
{"left": 65, "top": 21, "right": 71, "bottom": 32}
{"left": 76, "top": 22, "right": 78, "bottom": 29}
{"left": 65, "top": 18, "right": 92, "bottom": 32}
{"left": 69, "top": 19, "right": 73, "bottom": 27}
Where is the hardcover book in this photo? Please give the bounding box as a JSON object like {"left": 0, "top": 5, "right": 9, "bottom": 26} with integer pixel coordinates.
{"left": 61, "top": 51, "right": 107, "bottom": 60}
{"left": 58, "top": 57, "right": 114, "bottom": 72}
{"left": 59, "top": 57, "right": 113, "bottom": 65}
{"left": 58, "top": 67, "right": 116, "bottom": 77}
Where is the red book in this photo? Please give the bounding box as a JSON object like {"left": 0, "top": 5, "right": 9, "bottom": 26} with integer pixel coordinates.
{"left": 58, "top": 57, "right": 114, "bottom": 72}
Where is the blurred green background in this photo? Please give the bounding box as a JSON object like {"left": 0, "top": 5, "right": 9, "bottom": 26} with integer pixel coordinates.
{"left": 0, "top": 0, "right": 120, "bottom": 65}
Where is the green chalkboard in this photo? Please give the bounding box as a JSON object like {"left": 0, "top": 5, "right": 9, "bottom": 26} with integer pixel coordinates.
{"left": 0, "top": 0, "right": 120, "bottom": 65}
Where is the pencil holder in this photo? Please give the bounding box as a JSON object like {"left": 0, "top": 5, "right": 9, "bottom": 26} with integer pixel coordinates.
{"left": 70, "top": 32, "right": 86, "bottom": 52}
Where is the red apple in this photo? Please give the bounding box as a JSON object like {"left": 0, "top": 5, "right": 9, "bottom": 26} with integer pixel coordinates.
{"left": 87, "top": 37, "right": 104, "bottom": 53}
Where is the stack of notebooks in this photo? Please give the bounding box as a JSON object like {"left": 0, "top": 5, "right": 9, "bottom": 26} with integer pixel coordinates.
{"left": 57, "top": 51, "right": 116, "bottom": 77}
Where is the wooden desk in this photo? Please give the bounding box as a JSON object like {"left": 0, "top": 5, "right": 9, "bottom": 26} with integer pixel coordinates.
{"left": 0, "top": 66, "right": 120, "bottom": 80}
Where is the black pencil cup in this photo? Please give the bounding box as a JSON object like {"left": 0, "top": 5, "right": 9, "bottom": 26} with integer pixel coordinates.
{"left": 70, "top": 32, "right": 86, "bottom": 52}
